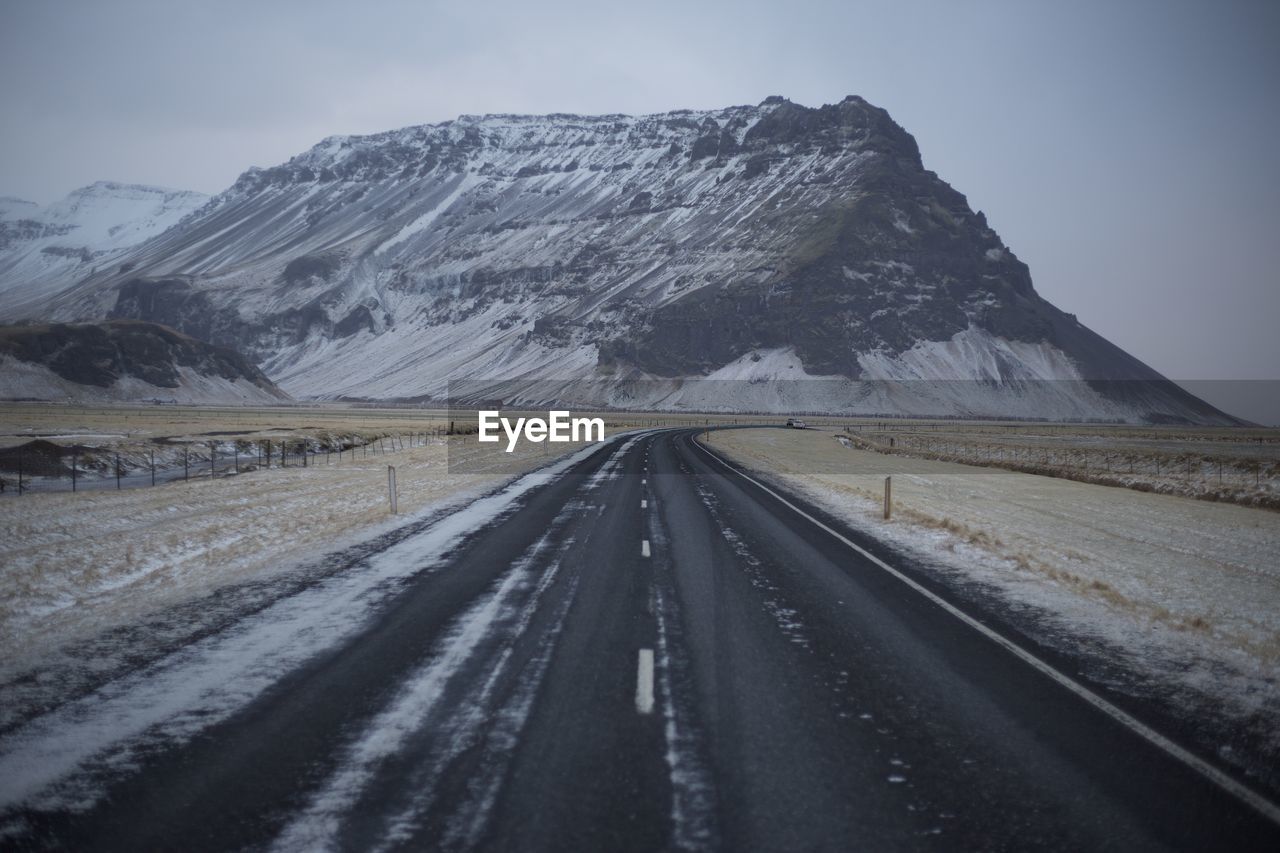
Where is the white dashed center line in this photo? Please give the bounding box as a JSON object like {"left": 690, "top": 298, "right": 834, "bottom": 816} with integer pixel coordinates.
{"left": 636, "top": 649, "right": 655, "bottom": 714}
{"left": 641, "top": 539, "right": 651, "bottom": 558}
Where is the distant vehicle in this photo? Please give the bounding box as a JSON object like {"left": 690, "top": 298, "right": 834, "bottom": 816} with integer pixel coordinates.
{"left": 787, "top": 419, "right": 807, "bottom": 429}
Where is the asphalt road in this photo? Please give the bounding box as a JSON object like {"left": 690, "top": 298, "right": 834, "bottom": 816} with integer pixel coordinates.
{"left": 3, "top": 428, "right": 1278, "bottom": 851}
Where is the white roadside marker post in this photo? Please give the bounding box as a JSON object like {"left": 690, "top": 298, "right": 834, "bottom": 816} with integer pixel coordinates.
{"left": 883, "top": 476, "right": 892, "bottom": 520}
{"left": 388, "top": 465, "right": 398, "bottom": 515}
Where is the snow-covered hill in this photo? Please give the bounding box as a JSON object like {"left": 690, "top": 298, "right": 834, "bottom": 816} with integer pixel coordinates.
{"left": 0, "top": 98, "right": 1235, "bottom": 422}
{"left": 0, "top": 182, "right": 209, "bottom": 316}
{"left": 0, "top": 320, "right": 289, "bottom": 404}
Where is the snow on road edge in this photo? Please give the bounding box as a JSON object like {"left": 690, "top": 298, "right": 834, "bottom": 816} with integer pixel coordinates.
{"left": 0, "top": 434, "right": 633, "bottom": 828}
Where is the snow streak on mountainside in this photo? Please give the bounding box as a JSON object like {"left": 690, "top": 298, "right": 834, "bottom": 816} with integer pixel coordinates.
{"left": 0, "top": 183, "right": 209, "bottom": 316}
{"left": 0, "top": 97, "right": 1234, "bottom": 422}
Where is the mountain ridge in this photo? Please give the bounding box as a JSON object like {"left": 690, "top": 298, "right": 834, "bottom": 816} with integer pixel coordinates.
{"left": 0, "top": 96, "right": 1237, "bottom": 423}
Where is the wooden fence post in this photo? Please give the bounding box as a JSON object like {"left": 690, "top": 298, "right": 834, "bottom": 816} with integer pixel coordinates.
{"left": 883, "top": 476, "right": 892, "bottom": 520}
{"left": 388, "top": 465, "right": 398, "bottom": 514}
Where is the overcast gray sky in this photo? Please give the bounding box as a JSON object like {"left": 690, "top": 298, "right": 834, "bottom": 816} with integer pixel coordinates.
{"left": 2, "top": 0, "right": 1277, "bottom": 417}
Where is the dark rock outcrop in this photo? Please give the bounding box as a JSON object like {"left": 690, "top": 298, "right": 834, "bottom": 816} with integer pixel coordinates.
{"left": 0, "top": 320, "right": 286, "bottom": 398}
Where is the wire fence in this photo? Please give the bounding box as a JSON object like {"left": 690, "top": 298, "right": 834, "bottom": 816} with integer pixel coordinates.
{"left": 0, "top": 426, "right": 467, "bottom": 497}
{"left": 0, "top": 413, "right": 767, "bottom": 495}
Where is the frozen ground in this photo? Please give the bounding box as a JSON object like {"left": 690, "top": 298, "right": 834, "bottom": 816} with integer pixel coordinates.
{"left": 0, "top": 433, "right": 599, "bottom": 726}
{"left": 709, "top": 427, "right": 1280, "bottom": 754}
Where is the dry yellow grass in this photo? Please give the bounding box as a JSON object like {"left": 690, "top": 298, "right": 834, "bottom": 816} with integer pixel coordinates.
{"left": 0, "top": 401, "right": 774, "bottom": 452}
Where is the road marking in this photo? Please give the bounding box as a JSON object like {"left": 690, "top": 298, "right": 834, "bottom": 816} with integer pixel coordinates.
{"left": 641, "top": 499, "right": 648, "bottom": 508}
{"left": 642, "top": 478, "right": 646, "bottom": 485}
{"left": 636, "top": 649, "right": 655, "bottom": 714}
{"left": 641, "top": 539, "right": 651, "bottom": 557}
{"left": 693, "top": 437, "right": 1280, "bottom": 827}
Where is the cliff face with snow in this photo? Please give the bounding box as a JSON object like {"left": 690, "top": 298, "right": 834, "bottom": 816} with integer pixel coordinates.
{"left": 0, "top": 97, "right": 1234, "bottom": 422}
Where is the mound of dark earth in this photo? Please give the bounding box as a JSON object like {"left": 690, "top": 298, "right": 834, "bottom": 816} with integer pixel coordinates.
{"left": 0, "top": 439, "right": 72, "bottom": 477}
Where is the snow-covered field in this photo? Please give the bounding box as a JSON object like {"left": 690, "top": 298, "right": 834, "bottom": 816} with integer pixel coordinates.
{"left": 0, "top": 433, "right": 600, "bottom": 726}
{"left": 709, "top": 428, "right": 1280, "bottom": 757}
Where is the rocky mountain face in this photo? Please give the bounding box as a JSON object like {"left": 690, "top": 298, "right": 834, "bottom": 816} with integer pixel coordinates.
{"left": 0, "top": 97, "right": 1234, "bottom": 422}
{"left": 0, "top": 182, "right": 209, "bottom": 318}
{"left": 0, "top": 320, "right": 289, "bottom": 404}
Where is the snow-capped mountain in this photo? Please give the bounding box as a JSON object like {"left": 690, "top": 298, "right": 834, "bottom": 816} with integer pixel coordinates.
{"left": 0, "top": 182, "right": 209, "bottom": 317}
{"left": 0, "top": 97, "right": 1235, "bottom": 422}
